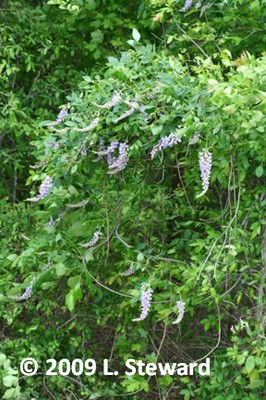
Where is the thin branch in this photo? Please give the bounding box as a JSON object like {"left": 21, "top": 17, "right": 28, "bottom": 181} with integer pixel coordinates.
{"left": 172, "top": 15, "right": 209, "bottom": 58}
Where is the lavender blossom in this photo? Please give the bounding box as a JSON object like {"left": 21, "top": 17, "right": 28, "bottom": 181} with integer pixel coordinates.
{"left": 29, "top": 160, "right": 47, "bottom": 169}
{"left": 106, "top": 141, "right": 119, "bottom": 166}
{"left": 46, "top": 142, "right": 60, "bottom": 150}
{"left": 51, "top": 127, "right": 68, "bottom": 133}
{"left": 38, "top": 176, "right": 53, "bottom": 199}
{"left": 139, "top": 106, "right": 150, "bottom": 123}
{"left": 123, "top": 100, "right": 139, "bottom": 109}
{"left": 114, "top": 101, "right": 139, "bottom": 123}
{"left": 42, "top": 262, "right": 52, "bottom": 271}
{"left": 66, "top": 199, "right": 89, "bottom": 209}
{"left": 27, "top": 176, "right": 53, "bottom": 202}
{"left": 94, "top": 92, "right": 121, "bottom": 109}
{"left": 93, "top": 140, "right": 129, "bottom": 173}
{"left": 197, "top": 149, "right": 212, "bottom": 197}
{"left": 172, "top": 301, "right": 185, "bottom": 324}
{"left": 55, "top": 213, "right": 64, "bottom": 223}
{"left": 180, "top": 0, "right": 193, "bottom": 12}
{"left": 75, "top": 117, "right": 99, "bottom": 132}
{"left": 46, "top": 109, "right": 68, "bottom": 126}
{"left": 107, "top": 142, "right": 129, "bottom": 174}
{"left": 79, "top": 230, "right": 102, "bottom": 248}
{"left": 133, "top": 286, "right": 153, "bottom": 321}
{"left": 189, "top": 130, "right": 200, "bottom": 145}
{"left": 92, "top": 139, "right": 106, "bottom": 162}
{"left": 195, "top": 1, "right": 202, "bottom": 8}
{"left": 150, "top": 132, "right": 182, "bottom": 159}
{"left": 121, "top": 265, "right": 135, "bottom": 276}
{"left": 12, "top": 282, "right": 34, "bottom": 302}
{"left": 81, "top": 142, "right": 87, "bottom": 156}
{"left": 46, "top": 216, "right": 55, "bottom": 226}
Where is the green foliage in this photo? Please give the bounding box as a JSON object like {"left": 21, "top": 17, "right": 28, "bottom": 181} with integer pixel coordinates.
{"left": 147, "top": 0, "right": 266, "bottom": 57}
{"left": 0, "top": 0, "right": 153, "bottom": 199}
{"left": 0, "top": 0, "right": 265, "bottom": 398}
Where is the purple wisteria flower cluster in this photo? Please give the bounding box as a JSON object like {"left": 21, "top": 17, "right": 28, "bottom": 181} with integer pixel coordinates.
{"left": 79, "top": 230, "right": 102, "bottom": 248}
{"left": 95, "top": 92, "right": 121, "bottom": 109}
{"left": 107, "top": 142, "right": 129, "bottom": 174}
{"left": 180, "top": 0, "right": 193, "bottom": 12}
{"left": 46, "top": 110, "right": 68, "bottom": 126}
{"left": 81, "top": 142, "right": 87, "bottom": 156}
{"left": 133, "top": 285, "right": 153, "bottom": 321}
{"left": 42, "top": 262, "right": 52, "bottom": 271}
{"left": 45, "top": 212, "right": 64, "bottom": 227}
{"left": 197, "top": 149, "right": 212, "bottom": 197}
{"left": 46, "top": 142, "right": 60, "bottom": 150}
{"left": 94, "top": 140, "right": 129, "bottom": 174}
{"left": 39, "top": 176, "right": 53, "bottom": 198}
{"left": 46, "top": 216, "right": 55, "bottom": 226}
{"left": 45, "top": 141, "right": 60, "bottom": 156}
{"left": 114, "top": 101, "right": 139, "bottom": 123}
{"left": 12, "top": 282, "right": 34, "bottom": 302}
{"left": 150, "top": 132, "right": 182, "bottom": 159}
{"left": 122, "top": 265, "right": 135, "bottom": 276}
{"left": 27, "top": 176, "right": 53, "bottom": 202}
{"left": 75, "top": 117, "right": 99, "bottom": 132}
{"left": 172, "top": 300, "right": 185, "bottom": 324}
{"left": 189, "top": 130, "right": 201, "bottom": 145}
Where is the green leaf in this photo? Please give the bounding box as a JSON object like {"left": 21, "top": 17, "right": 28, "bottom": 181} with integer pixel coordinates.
{"left": 132, "top": 28, "right": 140, "bottom": 42}
{"left": 255, "top": 166, "right": 264, "bottom": 178}
{"left": 151, "top": 125, "right": 162, "bottom": 136}
{"left": 137, "top": 252, "right": 144, "bottom": 262}
{"left": 3, "top": 387, "right": 19, "bottom": 399}
{"left": 71, "top": 164, "right": 78, "bottom": 174}
{"left": 3, "top": 375, "right": 18, "bottom": 388}
{"left": 245, "top": 356, "right": 255, "bottom": 373}
{"left": 108, "top": 56, "right": 119, "bottom": 65}
{"left": 6, "top": 254, "right": 17, "bottom": 262}
{"left": 84, "top": 250, "right": 94, "bottom": 262}
{"left": 68, "top": 275, "right": 81, "bottom": 289}
{"left": 54, "top": 262, "right": 66, "bottom": 277}
{"left": 0, "top": 353, "right": 7, "bottom": 366}
{"left": 66, "top": 290, "right": 75, "bottom": 312}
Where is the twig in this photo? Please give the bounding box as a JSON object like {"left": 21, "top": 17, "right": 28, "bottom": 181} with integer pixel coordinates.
{"left": 172, "top": 15, "right": 209, "bottom": 58}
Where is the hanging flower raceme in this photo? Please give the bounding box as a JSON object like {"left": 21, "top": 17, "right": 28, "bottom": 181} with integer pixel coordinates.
{"left": 107, "top": 142, "right": 129, "bottom": 174}
{"left": 46, "top": 216, "right": 55, "bottom": 226}
{"left": 29, "top": 160, "right": 47, "bottom": 169}
{"left": 197, "top": 149, "right": 212, "bottom": 197}
{"left": 93, "top": 139, "right": 107, "bottom": 161}
{"left": 94, "top": 140, "right": 129, "bottom": 174}
{"left": 81, "top": 142, "right": 87, "bottom": 156}
{"left": 133, "top": 285, "right": 153, "bottom": 322}
{"left": 39, "top": 176, "right": 53, "bottom": 199}
{"left": 75, "top": 117, "right": 99, "bottom": 132}
{"left": 94, "top": 92, "right": 121, "bottom": 109}
{"left": 121, "top": 265, "right": 135, "bottom": 276}
{"left": 27, "top": 176, "right": 53, "bottom": 202}
{"left": 46, "top": 142, "right": 60, "bottom": 150}
{"left": 106, "top": 141, "right": 119, "bottom": 166}
{"left": 11, "top": 282, "right": 34, "bottom": 302}
{"left": 172, "top": 301, "right": 185, "bottom": 324}
{"left": 150, "top": 132, "right": 182, "bottom": 159}
{"left": 180, "top": 0, "right": 193, "bottom": 12}
{"left": 114, "top": 101, "right": 139, "bottom": 123}
{"left": 79, "top": 230, "right": 102, "bottom": 248}
{"left": 46, "top": 109, "right": 68, "bottom": 126}
{"left": 189, "top": 130, "right": 200, "bottom": 145}
{"left": 42, "top": 262, "right": 52, "bottom": 271}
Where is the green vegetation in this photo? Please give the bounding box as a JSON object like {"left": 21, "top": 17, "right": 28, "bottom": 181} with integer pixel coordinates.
{"left": 0, "top": 1, "right": 265, "bottom": 399}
